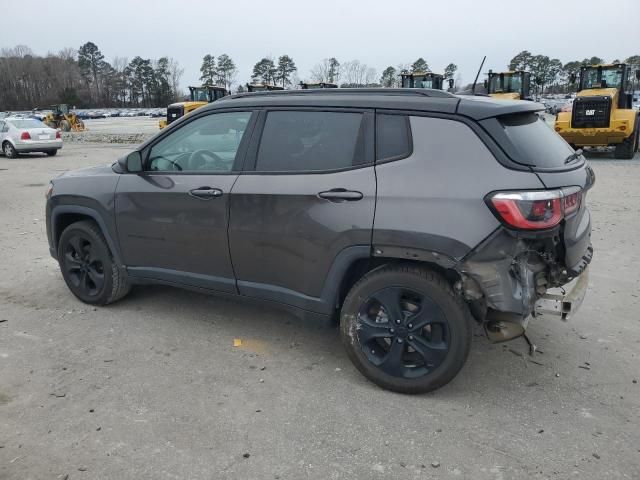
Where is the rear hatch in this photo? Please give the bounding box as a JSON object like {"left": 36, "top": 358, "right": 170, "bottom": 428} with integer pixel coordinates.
{"left": 480, "top": 112, "right": 594, "bottom": 271}
{"left": 10, "top": 119, "right": 57, "bottom": 141}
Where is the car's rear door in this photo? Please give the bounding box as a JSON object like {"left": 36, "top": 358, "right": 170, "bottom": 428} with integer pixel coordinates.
{"left": 228, "top": 108, "right": 376, "bottom": 314}
{"left": 115, "top": 109, "right": 256, "bottom": 292}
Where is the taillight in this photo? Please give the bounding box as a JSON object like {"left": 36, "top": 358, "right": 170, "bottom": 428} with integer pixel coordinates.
{"left": 487, "top": 187, "right": 583, "bottom": 230}
{"left": 55, "top": 131, "right": 61, "bottom": 139}
{"left": 562, "top": 187, "right": 582, "bottom": 216}
{"left": 20, "top": 131, "right": 31, "bottom": 140}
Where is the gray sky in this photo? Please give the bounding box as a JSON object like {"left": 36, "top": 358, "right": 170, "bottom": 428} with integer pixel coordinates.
{"left": 3, "top": 0, "right": 639, "bottom": 89}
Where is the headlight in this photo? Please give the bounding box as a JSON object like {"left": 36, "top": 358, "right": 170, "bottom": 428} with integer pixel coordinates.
{"left": 45, "top": 182, "right": 53, "bottom": 199}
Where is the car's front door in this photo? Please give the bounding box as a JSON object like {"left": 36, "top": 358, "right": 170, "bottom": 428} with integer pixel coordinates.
{"left": 115, "top": 110, "right": 256, "bottom": 292}
{"left": 228, "top": 109, "right": 376, "bottom": 313}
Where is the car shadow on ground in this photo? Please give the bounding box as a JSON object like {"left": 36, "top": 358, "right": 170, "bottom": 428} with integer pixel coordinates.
{"left": 104, "top": 283, "right": 558, "bottom": 398}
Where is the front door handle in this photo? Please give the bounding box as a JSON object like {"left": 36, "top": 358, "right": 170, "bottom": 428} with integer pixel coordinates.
{"left": 317, "top": 188, "right": 363, "bottom": 202}
{"left": 189, "top": 187, "right": 223, "bottom": 200}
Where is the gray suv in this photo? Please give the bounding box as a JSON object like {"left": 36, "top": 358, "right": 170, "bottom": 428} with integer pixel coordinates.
{"left": 46, "top": 89, "right": 593, "bottom": 394}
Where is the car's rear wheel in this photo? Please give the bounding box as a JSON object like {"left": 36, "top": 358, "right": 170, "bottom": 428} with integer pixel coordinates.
{"left": 340, "top": 264, "right": 471, "bottom": 394}
{"left": 2, "top": 142, "right": 18, "bottom": 158}
{"left": 45, "top": 150, "right": 58, "bottom": 157}
{"left": 57, "top": 220, "right": 130, "bottom": 305}
{"left": 614, "top": 128, "right": 637, "bottom": 159}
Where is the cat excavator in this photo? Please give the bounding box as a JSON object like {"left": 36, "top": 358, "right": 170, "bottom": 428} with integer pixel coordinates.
{"left": 159, "top": 85, "right": 228, "bottom": 129}
{"left": 554, "top": 63, "right": 639, "bottom": 159}
{"left": 485, "top": 70, "right": 532, "bottom": 100}
{"left": 44, "top": 104, "right": 85, "bottom": 132}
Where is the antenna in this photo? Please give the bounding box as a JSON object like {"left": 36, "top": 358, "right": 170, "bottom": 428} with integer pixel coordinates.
{"left": 472, "top": 56, "right": 486, "bottom": 94}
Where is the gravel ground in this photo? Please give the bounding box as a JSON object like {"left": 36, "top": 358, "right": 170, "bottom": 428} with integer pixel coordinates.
{"left": 0, "top": 143, "right": 639, "bottom": 480}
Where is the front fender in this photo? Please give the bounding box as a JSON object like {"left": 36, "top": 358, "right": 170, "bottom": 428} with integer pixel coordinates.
{"left": 49, "top": 204, "right": 123, "bottom": 265}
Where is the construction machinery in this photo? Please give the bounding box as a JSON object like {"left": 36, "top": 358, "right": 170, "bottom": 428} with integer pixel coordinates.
{"left": 400, "top": 71, "right": 445, "bottom": 89}
{"left": 246, "top": 84, "right": 285, "bottom": 92}
{"left": 159, "top": 85, "right": 229, "bottom": 129}
{"left": 300, "top": 82, "right": 338, "bottom": 89}
{"left": 485, "top": 70, "right": 532, "bottom": 100}
{"left": 44, "top": 104, "right": 85, "bottom": 132}
{"left": 555, "top": 63, "right": 639, "bottom": 159}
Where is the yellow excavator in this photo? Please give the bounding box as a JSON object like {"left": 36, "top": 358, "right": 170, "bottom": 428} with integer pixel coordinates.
{"left": 400, "top": 71, "right": 448, "bottom": 89}
{"left": 44, "top": 104, "right": 85, "bottom": 132}
{"left": 485, "top": 70, "right": 532, "bottom": 100}
{"left": 554, "top": 63, "right": 639, "bottom": 159}
{"left": 159, "top": 85, "right": 229, "bottom": 129}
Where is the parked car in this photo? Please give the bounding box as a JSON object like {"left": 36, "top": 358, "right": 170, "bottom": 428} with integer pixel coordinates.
{"left": 1, "top": 117, "right": 62, "bottom": 158}
{"left": 45, "top": 89, "right": 593, "bottom": 394}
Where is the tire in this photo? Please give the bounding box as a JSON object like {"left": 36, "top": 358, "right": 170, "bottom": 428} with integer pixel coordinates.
{"left": 45, "top": 150, "right": 58, "bottom": 157}
{"left": 60, "top": 120, "right": 71, "bottom": 132}
{"left": 340, "top": 264, "right": 472, "bottom": 394}
{"left": 2, "top": 141, "right": 18, "bottom": 158}
{"left": 57, "top": 220, "right": 131, "bottom": 305}
{"left": 614, "top": 128, "right": 637, "bottom": 159}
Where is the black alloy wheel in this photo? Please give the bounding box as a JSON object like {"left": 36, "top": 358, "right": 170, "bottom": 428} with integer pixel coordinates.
{"left": 356, "top": 286, "right": 450, "bottom": 379}
{"left": 62, "top": 234, "right": 106, "bottom": 298}
{"left": 340, "top": 265, "right": 471, "bottom": 394}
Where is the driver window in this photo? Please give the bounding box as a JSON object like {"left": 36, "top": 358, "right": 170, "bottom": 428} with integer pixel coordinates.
{"left": 147, "top": 111, "right": 252, "bottom": 173}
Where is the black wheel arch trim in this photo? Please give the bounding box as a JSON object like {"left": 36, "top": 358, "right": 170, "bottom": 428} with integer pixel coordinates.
{"left": 50, "top": 205, "right": 123, "bottom": 266}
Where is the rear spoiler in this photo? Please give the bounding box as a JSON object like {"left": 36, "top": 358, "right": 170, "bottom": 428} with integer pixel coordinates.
{"left": 455, "top": 96, "right": 545, "bottom": 120}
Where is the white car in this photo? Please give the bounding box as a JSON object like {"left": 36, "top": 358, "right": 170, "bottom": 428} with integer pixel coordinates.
{"left": 0, "top": 117, "right": 63, "bottom": 158}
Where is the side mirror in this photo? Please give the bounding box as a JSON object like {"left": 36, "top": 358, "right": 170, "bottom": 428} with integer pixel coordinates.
{"left": 118, "top": 151, "right": 142, "bottom": 173}
{"left": 569, "top": 73, "right": 576, "bottom": 84}
{"left": 448, "top": 78, "right": 454, "bottom": 89}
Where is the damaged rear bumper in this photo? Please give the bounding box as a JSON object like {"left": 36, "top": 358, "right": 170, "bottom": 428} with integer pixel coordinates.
{"left": 458, "top": 229, "right": 592, "bottom": 322}
{"left": 534, "top": 267, "right": 589, "bottom": 320}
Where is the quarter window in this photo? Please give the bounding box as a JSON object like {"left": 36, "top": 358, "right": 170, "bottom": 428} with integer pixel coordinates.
{"left": 255, "top": 111, "right": 364, "bottom": 172}
{"left": 148, "top": 111, "right": 252, "bottom": 172}
{"left": 376, "top": 114, "right": 411, "bottom": 160}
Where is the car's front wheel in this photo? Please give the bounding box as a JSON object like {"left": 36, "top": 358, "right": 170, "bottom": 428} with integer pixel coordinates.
{"left": 57, "top": 220, "right": 130, "bottom": 305}
{"left": 340, "top": 264, "right": 471, "bottom": 394}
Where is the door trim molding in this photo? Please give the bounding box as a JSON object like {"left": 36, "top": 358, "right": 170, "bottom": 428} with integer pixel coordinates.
{"left": 127, "top": 267, "right": 236, "bottom": 294}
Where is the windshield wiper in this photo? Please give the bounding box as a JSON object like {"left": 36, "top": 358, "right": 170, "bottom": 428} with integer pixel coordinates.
{"left": 564, "top": 148, "right": 583, "bottom": 165}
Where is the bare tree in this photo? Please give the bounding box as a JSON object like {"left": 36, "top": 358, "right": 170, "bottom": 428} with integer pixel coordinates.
{"left": 167, "top": 57, "right": 184, "bottom": 101}
{"left": 340, "top": 60, "right": 377, "bottom": 87}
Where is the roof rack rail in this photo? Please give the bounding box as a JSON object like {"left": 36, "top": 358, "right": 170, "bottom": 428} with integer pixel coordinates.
{"left": 225, "top": 88, "right": 456, "bottom": 101}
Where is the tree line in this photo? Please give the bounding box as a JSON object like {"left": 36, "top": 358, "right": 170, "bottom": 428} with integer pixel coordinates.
{"left": 0, "top": 42, "right": 184, "bottom": 111}
{"left": 3, "top": 42, "right": 639, "bottom": 111}
{"left": 306, "top": 57, "right": 458, "bottom": 89}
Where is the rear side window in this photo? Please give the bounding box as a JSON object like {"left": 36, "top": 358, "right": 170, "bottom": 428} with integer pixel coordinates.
{"left": 376, "top": 114, "right": 411, "bottom": 161}
{"left": 255, "top": 111, "right": 364, "bottom": 172}
{"left": 498, "top": 113, "right": 575, "bottom": 169}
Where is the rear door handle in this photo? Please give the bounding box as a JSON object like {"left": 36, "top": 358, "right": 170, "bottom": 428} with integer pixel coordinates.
{"left": 317, "top": 188, "right": 363, "bottom": 202}
{"left": 189, "top": 187, "right": 223, "bottom": 200}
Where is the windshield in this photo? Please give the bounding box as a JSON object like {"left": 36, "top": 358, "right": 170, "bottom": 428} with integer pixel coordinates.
{"left": 580, "top": 66, "right": 624, "bottom": 89}
{"left": 8, "top": 119, "right": 47, "bottom": 129}
{"left": 402, "top": 75, "right": 436, "bottom": 88}
{"left": 488, "top": 74, "right": 522, "bottom": 94}
{"left": 190, "top": 88, "right": 209, "bottom": 102}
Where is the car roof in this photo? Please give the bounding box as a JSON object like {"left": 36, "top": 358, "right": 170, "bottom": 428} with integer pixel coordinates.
{"left": 207, "top": 88, "right": 544, "bottom": 120}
